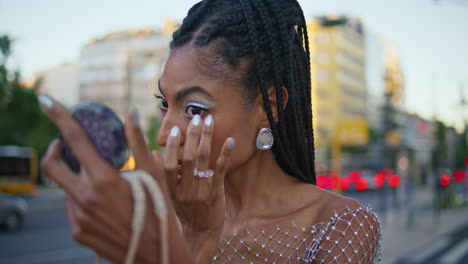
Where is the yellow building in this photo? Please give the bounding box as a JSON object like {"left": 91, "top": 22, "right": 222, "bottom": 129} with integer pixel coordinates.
{"left": 384, "top": 44, "right": 405, "bottom": 109}
{"left": 307, "top": 15, "right": 369, "bottom": 163}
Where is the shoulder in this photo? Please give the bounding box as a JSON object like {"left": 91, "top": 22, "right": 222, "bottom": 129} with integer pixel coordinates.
{"left": 302, "top": 206, "right": 382, "bottom": 263}
{"left": 300, "top": 185, "right": 381, "bottom": 240}
{"left": 297, "top": 186, "right": 382, "bottom": 263}
{"left": 296, "top": 184, "right": 363, "bottom": 223}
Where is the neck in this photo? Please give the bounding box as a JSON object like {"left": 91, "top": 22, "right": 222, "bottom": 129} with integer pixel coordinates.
{"left": 223, "top": 150, "right": 299, "bottom": 227}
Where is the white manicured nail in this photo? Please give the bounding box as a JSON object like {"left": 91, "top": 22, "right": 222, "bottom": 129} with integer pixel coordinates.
{"left": 38, "top": 94, "right": 53, "bottom": 109}
{"left": 226, "top": 137, "right": 235, "bottom": 150}
{"left": 170, "top": 126, "right": 180, "bottom": 137}
{"left": 191, "top": 115, "right": 201, "bottom": 126}
{"left": 204, "top": 114, "right": 213, "bottom": 127}
{"left": 131, "top": 107, "right": 140, "bottom": 127}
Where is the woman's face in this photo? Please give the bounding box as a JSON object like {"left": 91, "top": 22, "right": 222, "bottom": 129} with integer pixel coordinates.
{"left": 157, "top": 45, "right": 262, "bottom": 170}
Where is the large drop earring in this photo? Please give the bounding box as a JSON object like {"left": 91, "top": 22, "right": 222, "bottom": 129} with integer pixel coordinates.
{"left": 256, "top": 128, "right": 274, "bottom": 150}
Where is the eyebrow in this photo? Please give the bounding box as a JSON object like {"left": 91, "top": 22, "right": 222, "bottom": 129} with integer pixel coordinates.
{"left": 158, "top": 80, "right": 214, "bottom": 103}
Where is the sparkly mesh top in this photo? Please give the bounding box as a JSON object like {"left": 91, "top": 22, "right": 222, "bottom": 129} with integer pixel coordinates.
{"left": 213, "top": 206, "right": 382, "bottom": 263}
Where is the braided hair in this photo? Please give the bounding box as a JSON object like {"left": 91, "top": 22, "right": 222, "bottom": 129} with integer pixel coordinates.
{"left": 170, "top": 0, "right": 316, "bottom": 184}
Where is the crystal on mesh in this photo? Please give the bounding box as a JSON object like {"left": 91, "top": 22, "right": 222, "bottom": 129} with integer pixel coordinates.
{"left": 212, "top": 206, "right": 382, "bottom": 263}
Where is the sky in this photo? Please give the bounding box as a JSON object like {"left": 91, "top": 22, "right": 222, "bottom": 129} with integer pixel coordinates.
{"left": 1, "top": 0, "right": 467, "bottom": 131}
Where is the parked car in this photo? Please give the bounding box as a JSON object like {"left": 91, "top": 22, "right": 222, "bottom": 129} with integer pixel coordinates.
{"left": 0, "top": 193, "right": 28, "bottom": 231}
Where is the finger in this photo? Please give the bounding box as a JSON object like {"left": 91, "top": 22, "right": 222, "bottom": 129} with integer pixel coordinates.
{"left": 38, "top": 94, "right": 112, "bottom": 176}
{"left": 66, "top": 199, "right": 126, "bottom": 262}
{"left": 65, "top": 198, "right": 81, "bottom": 240}
{"left": 151, "top": 151, "right": 164, "bottom": 174}
{"left": 41, "top": 139, "right": 81, "bottom": 202}
{"left": 163, "top": 126, "right": 181, "bottom": 191}
{"left": 124, "top": 108, "right": 154, "bottom": 174}
{"left": 213, "top": 137, "right": 235, "bottom": 194}
{"left": 180, "top": 115, "right": 202, "bottom": 196}
{"left": 151, "top": 150, "right": 174, "bottom": 200}
{"left": 194, "top": 115, "right": 214, "bottom": 196}
{"left": 66, "top": 200, "right": 126, "bottom": 258}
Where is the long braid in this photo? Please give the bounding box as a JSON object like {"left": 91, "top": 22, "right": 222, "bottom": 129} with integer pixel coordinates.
{"left": 295, "top": 6, "right": 316, "bottom": 174}
{"left": 238, "top": 0, "right": 285, "bottom": 169}
{"left": 171, "top": 0, "right": 316, "bottom": 184}
{"left": 250, "top": 0, "right": 305, "bottom": 180}
{"left": 262, "top": 0, "right": 314, "bottom": 182}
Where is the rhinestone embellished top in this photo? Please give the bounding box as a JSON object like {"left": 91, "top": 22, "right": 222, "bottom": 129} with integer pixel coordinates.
{"left": 213, "top": 206, "right": 381, "bottom": 263}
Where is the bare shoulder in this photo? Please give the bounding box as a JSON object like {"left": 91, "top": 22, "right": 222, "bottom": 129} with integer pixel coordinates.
{"left": 293, "top": 183, "right": 363, "bottom": 224}
{"left": 295, "top": 184, "right": 382, "bottom": 263}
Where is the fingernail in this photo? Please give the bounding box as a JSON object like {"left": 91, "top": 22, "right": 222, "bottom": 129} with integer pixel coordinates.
{"left": 38, "top": 94, "right": 53, "bottom": 110}
{"left": 226, "top": 137, "right": 235, "bottom": 150}
{"left": 204, "top": 114, "right": 213, "bottom": 127}
{"left": 170, "top": 126, "right": 180, "bottom": 137}
{"left": 191, "top": 115, "right": 201, "bottom": 126}
{"left": 131, "top": 107, "right": 140, "bottom": 127}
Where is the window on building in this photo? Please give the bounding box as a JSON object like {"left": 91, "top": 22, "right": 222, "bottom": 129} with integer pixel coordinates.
{"left": 315, "top": 70, "right": 329, "bottom": 82}
{"left": 314, "top": 32, "right": 329, "bottom": 44}
{"left": 315, "top": 87, "right": 329, "bottom": 98}
{"left": 314, "top": 52, "right": 330, "bottom": 64}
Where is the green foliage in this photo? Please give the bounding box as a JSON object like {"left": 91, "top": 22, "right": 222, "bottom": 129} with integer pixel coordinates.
{"left": 1, "top": 85, "right": 39, "bottom": 143}
{"left": 455, "top": 126, "right": 467, "bottom": 169}
{"left": 435, "top": 120, "right": 447, "bottom": 156}
{"left": 0, "top": 35, "right": 12, "bottom": 63}
{"left": 0, "top": 34, "right": 58, "bottom": 183}
{"left": 146, "top": 115, "right": 162, "bottom": 150}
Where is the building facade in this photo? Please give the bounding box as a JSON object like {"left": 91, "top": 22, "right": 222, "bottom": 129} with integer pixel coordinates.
{"left": 365, "top": 31, "right": 386, "bottom": 136}
{"left": 307, "top": 15, "right": 369, "bottom": 165}
{"left": 79, "top": 27, "right": 171, "bottom": 130}
{"left": 26, "top": 63, "right": 79, "bottom": 108}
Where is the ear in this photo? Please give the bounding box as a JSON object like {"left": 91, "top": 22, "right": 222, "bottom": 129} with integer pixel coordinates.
{"left": 255, "top": 86, "right": 289, "bottom": 127}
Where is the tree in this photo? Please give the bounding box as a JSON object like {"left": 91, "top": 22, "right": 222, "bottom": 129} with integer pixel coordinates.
{"left": 434, "top": 120, "right": 448, "bottom": 168}
{"left": 455, "top": 125, "right": 468, "bottom": 169}
{"left": 0, "top": 35, "right": 58, "bottom": 183}
{"left": 146, "top": 115, "right": 162, "bottom": 150}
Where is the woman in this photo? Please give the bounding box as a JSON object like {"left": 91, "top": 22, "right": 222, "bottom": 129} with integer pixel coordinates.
{"left": 39, "top": 0, "right": 381, "bottom": 263}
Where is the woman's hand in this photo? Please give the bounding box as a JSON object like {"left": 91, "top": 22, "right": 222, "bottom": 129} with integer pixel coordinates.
{"left": 39, "top": 95, "right": 191, "bottom": 264}
{"left": 158, "top": 114, "right": 235, "bottom": 263}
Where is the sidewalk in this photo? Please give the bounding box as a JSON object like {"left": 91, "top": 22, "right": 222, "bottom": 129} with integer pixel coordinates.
{"left": 380, "top": 187, "right": 468, "bottom": 263}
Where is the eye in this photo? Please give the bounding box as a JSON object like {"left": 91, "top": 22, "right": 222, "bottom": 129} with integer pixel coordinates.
{"left": 185, "top": 102, "right": 208, "bottom": 118}
{"left": 154, "top": 94, "right": 168, "bottom": 111}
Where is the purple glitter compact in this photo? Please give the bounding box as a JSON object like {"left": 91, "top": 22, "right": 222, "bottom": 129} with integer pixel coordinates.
{"left": 59, "top": 102, "right": 129, "bottom": 173}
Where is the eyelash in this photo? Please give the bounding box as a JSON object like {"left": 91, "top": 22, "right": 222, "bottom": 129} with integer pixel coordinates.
{"left": 154, "top": 94, "right": 209, "bottom": 118}
{"left": 154, "top": 94, "right": 168, "bottom": 111}
{"left": 185, "top": 102, "right": 208, "bottom": 118}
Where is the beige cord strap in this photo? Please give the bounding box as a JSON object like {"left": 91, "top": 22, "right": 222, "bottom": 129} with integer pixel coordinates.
{"left": 135, "top": 171, "right": 169, "bottom": 264}
{"left": 120, "top": 170, "right": 169, "bottom": 264}
{"left": 121, "top": 171, "right": 147, "bottom": 264}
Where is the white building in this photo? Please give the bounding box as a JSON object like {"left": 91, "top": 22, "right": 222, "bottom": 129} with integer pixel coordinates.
{"left": 79, "top": 27, "right": 171, "bottom": 130}
{"left": 28, "top": 63, "right": 79, "bottom": 107}
{"left": 365, "top": 31, "right": 386, "bottom": 135}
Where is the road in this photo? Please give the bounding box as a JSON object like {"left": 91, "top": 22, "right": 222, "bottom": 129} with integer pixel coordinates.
{"left": 0, "top": 188, "right": 394, "bottom": 263}
{"left": 0, "top": 209, "right": 96, "bottom": 264}
{"left": 1, "top": 188, "right": 466, "bottom": 264}
{"left": 395, "top": 222, "right": 468, "bottom": 264}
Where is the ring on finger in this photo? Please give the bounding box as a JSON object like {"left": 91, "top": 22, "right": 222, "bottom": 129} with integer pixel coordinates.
{"left": 193, "top": 168, "right": 214, "bottom": 179}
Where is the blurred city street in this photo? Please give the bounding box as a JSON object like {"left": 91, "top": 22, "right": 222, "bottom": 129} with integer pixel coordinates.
{"left": 1, "top": 0, "right": 468, "bottom": 263}
{"left": 1, "top": 186, "right": 467, "bottom": 264}
{"left": 0, "top": 188, "right": 95, "bottom": 264}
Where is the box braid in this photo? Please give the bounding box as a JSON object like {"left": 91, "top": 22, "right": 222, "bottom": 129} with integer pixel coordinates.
{"left": 170, "top": 0, "right": 316, "bottom": 184}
